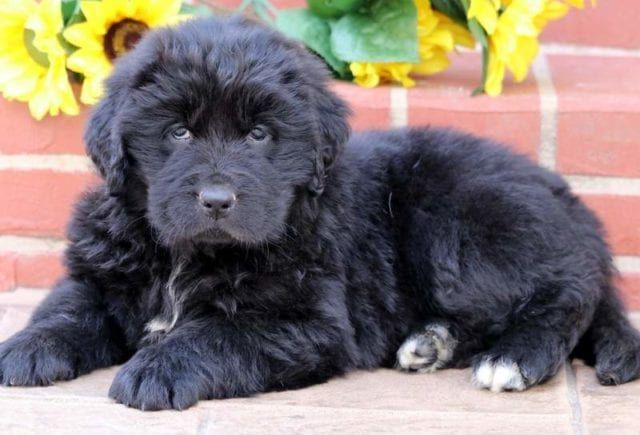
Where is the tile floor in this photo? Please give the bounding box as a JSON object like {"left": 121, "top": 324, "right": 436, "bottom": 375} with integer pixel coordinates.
{"left": 0, "top": 289, "right": 638, "bottom": 434}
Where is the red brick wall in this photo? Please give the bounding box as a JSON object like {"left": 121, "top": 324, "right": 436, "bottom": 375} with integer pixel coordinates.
{"left": 1, "top": 0, "right": 638, "bottom": 308}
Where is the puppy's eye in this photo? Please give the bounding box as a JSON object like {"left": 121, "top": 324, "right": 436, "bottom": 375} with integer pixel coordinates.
{"left": 248, "top": 126, "right": 269, "bottom": 143}
{"left": 171, "top": 127, "right": 192, "bottom": 141}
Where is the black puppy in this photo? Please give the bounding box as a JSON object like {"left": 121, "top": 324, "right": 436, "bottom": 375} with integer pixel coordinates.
{"left": 1, "top": 16, "right": 638, "bottom": 410}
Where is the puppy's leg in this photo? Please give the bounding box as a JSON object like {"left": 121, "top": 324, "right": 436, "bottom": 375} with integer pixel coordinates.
{"left": 109, "top": 313, "right": 351, "bottom": 410}
{"left": 472, "top": 318, "right": 583, "bottom": 393}
{"left": 585, "top": 285, "right": 640, "bottom": 386}
{"left": 0, "top": 279, "right": 128, "bottom": 386}
{"left": 396, "top": 323, "right": 457, "bottom": 373}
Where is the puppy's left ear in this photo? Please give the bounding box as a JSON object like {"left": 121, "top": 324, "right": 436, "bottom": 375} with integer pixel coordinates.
{"left": 308, "top": 88, "right": 351, "bottom": 196}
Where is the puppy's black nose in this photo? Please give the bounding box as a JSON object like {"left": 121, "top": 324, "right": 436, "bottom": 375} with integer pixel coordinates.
{"left": 198, "top": 186, "right": 236, "bottom": 217}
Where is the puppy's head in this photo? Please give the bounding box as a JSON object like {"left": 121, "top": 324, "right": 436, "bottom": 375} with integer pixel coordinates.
{"left": 85, "top": 16, "right": 349, "bottom": 246}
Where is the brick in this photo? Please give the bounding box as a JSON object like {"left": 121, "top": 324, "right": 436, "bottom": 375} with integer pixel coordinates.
{"left": 619, "top": 273, "right": 640, "bottom": 310}
{"left": 0, "top": 255, "right": 16, "bottom": 292}
{"left": 580, "top": 195, "right": 640, "bottom": 256}
{"left": 14, "top": 252, "right": 65, "bottom": 289}
{"left": 542, "top": 0, "right": 640, "bottom": 49}
{"left": 0, "top": 98, "right": 87, "bottom": 155}
{"left": 332, "top": 82, "right": 391, "bottom": 131}
{"left": 407, "top": 52, "right": 540, "bottom": 160}
{"left": 0, "top": 171, "right": 97, "bottom": 238}
{"left": 550, "top": 55, "right": 640, "bottom": 177}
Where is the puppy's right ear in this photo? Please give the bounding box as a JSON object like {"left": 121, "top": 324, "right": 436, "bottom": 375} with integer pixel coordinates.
{"left": 307, "top": 87, "right": 350, "bottom": 197}
{"left": 84, "top": 88, "right": 128, "bottom": 196}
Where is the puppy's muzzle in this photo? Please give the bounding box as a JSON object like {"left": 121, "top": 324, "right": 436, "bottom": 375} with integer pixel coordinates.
{"left": 198, "top": 185, "right": 237, "bottom": 219}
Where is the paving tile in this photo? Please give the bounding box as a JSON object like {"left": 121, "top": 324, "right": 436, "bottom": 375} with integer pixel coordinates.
{"left": 3, "top": 302, "right": 638, "bottom": 433}
{"left": 572, "top": 314, "right": 640, "bottom": 434}
{"left": 0, "top": 367, "right": 118, "bottom": 401}
{"left": 573, "top": 363, "right": 640, "bottom": 435}
{"left": 234, "top": 367, "right": 571, "bottom": 415}
{"left": 0, "top": 365, "right": 575, "bottom": 434}
{"left": 0, "top": 395, "right": 205, "bottom": 435}
{"left": 0, "top": 306, "right": 34, "bottom": 341}
{"left": 198, "top": 403, "right": 573, "bottom": 435}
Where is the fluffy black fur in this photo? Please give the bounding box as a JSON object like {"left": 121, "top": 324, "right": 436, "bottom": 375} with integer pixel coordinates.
{"left": 1, "top": 16, "right": 639, "bottom": 410}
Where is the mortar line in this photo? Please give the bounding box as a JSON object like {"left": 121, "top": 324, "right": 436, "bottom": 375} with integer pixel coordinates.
{"left": 614, "top": 256, "right": 640, "bottom": 274}
{"left": 0, "top": 154, "right": 93, "bottom": 173}
{"left": 565, "top": 175, "right": 640, "bottom": 196}
{"left": 0, "top": 236, "right": 67, "bottom": 254}
{"left": 390, "top": 86, "right": 408, "bottom": 128}
{"left": 532, "top": 54, "right": 559, "bottom": 170}
{"left": 542, "top": 43, "right": 640, "bottom": 58}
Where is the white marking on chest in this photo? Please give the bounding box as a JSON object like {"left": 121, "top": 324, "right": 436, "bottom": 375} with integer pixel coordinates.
{"left": 145, "top": 317, "right": 171, "bottom": 333}
{"left": 144, "top": 260, "right": 186, "bottom": 339}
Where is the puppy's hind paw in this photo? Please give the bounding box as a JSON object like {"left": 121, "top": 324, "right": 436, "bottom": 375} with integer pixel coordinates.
{"left": 472, "top": 357, "right": 526, "bottom": 392}
{"left": 396, "top": 323, "right": 456, "bottom": 373}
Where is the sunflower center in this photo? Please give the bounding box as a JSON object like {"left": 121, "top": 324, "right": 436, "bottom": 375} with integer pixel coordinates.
{"left": 104, "top": 18, "right": 149, "bottom": 60}
{"left": 23, "top": 29, "right": 50, "bottom": 68}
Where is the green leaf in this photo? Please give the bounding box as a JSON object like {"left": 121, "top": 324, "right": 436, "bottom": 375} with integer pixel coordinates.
{"left": 275, "top": 9, "right": 350, "bottom": 78}
{"left": 308, "top": 0, "right": 365, "bottom": 18}
{"left": 457, "top": 0, "right": 487, "bottom": 95}
{"left": 330, "top": 0, "right": 418, "bottom": 63}
{"left": 431, "top": 0, "right": 467, "bottom": 26}
{"left": 467, "top": 18, "right": 488, "bottom": 95}
{"left": 61, "top": 0, "right": 80, "bottom": 25}
{"left": 179, "top": 3, "right": 214, "bottom": 15}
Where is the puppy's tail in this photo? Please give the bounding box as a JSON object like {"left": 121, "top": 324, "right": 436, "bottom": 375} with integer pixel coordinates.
{"left": 573, "top": 282, "right": 640, "bottom": 385}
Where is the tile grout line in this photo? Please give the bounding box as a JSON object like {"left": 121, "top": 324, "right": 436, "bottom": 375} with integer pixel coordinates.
{"left": 389, "top": 86, "right": 409, "bottom": 128}
{"left": 532, "top": 53, "right": 559, "bottom": 170}
{"left": 564, "top": 363, "right": 586, "bottom": 435}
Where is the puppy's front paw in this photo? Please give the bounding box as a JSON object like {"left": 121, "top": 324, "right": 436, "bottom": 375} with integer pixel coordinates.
{"left": 109, "top": 348, "right": 209, "bottom": 411}
{"left": 472, "top": 357, "right": 526, "bottom": 392}
{"left": 396, "top": 323, "right": 456, "bottom": 373}
{"left": 0, "top": 329, "right": 79, "bottom": 386}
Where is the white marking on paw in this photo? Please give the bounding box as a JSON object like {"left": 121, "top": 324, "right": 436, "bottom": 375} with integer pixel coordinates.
{"left": 397, "top": 336, "right": 432, "bottom": 371}
{"left": 473, "top": 358, "right": 526, "bottom": 392}
{"left": 428, "top": 324, "right": 455, "bottom": 364}
{"left": 396, "top": 323, "right": 456, "bottom": 373}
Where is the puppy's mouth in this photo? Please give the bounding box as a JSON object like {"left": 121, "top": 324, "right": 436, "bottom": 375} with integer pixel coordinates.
{"left": 190, "top": 227, "right": 236, "bottom": 245}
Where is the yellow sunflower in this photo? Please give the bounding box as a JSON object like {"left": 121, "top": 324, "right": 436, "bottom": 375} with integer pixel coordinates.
{"left": 351, "top": 0, "right": 473, "bottom": 88}
{"left": 468, "top": 0, "right": 593, "bottom": 95}
{"left": 63, "top": 0, "right": 187, "bottom": 104}
{"left": 0, "top": 0, "right": 79, "bottom": 120}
